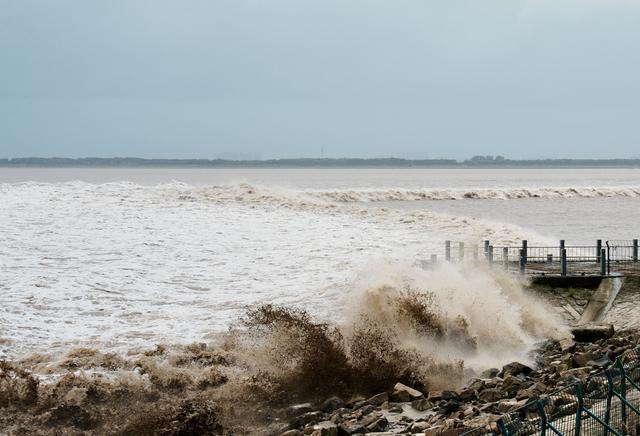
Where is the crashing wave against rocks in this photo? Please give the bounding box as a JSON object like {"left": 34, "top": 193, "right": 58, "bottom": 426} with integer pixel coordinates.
{"left": 0, "top": 268, "right": 573, "bottom": 435}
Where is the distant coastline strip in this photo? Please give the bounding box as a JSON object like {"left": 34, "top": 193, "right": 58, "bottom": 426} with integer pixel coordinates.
{"left": 2, "top": 157, "right": 640, "bottom": 168}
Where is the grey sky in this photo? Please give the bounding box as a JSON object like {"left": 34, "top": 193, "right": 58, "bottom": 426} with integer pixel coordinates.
{"left": 1, "top": 0, "right": 639, "bottom": 159}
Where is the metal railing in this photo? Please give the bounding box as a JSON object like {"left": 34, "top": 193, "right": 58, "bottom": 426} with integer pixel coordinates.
{"left": 426, "top": 239, "right": 640, "bottom": 277}
{"left": 463, "top": 348, "right": 640, "bottom": 436}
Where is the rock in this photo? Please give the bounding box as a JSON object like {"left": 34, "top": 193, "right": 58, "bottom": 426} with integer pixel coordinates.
{"left": 322, "top": 397, "right": 345, "bottom": 413}
{"left": 440, "top": 400, "right": 461, "bottom": 414}
{"left": 337, "top": 422, "right": 366, "bottom": 434}
{"left": 559, "top": 338, "right": 576, "bottom": 352}
{"left": 298, "top": 411, "right": 324, "bottom": 427}
{"left": 499, "top": 362, "right": 533, "bottom": 378}
{"left": 467, "top": 378, "right": 486, "bottom": 392}
{"left": 502, "top": 375, "right": 525, "bottom": 396}
{"left": 412, "top": 398, "right": 434, "bottom": 411}
{"left": 572, "top": 352, "right": 595, "bottom": 367}
{"left": 410, "top": 421, "right": 431, "bottom": 432}
{"left": 560, "top": 367, "right": 590, "bottom": 380}
{"left": 571, "top": 324, "right": 614, "bottom": 342}
{"left": 366, "top": 392, "right": 388, "bottom": 406}
{"left": 516, "top": 382, "right": 547, "bottom": 400}
{"left": 354, "top": 404, "right": 376, "bottom": 416}
{"left": 481, "top": 368, "right": 500, "bottom": 378}
{"left": 391, "top": 382, "right": 424, "bottom": 402}
{"left": 496, "top": 399, "right": 527, "bottom": 413}
{"left": 478, "top": 388, "right": 505, "bottom": 403}
{"left": 312, "top": 421, "right": 338, "bottom": 436}
{"left": 456, "top": 387, "right": 476, "bottom": 401}
{"left": 288, "top": 403, "right": 314, "bottom": 418}
{"left": 281, "top": 431, "right": 303, "bottom": 436}
{"left": 388, "top": 404, "right": 403, "bottom": 413}
{"left": 587, "top": 357, "right": 613, "bottom": 369}
{"left": 365, "top": 416, "right": 388, "bottom": 432}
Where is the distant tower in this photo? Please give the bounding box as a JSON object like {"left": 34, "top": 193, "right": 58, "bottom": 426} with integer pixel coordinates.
{"left": 321, "top": 146, "right": 324, "bottom": 159}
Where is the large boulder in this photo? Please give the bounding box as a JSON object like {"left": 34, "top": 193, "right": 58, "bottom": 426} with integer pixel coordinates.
{"left": 391, "top": 382, "right": 424, "bottom": 402}
{"left": 499, "top": 362, "right": 534, "bottom": 378}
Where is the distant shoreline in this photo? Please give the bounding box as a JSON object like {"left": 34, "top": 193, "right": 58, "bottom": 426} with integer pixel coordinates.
{"left": 2, "top": 157, "right": 640, "bottom": 169}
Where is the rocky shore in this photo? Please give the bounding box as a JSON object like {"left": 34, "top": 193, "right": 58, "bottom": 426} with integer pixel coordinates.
{"left": 275, "top": 326, "right": 639, "bottom": 436}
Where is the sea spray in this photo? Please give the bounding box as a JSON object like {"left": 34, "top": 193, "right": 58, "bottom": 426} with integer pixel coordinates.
{"left": 0, "top": 262, "right": 572, "bottom": 434}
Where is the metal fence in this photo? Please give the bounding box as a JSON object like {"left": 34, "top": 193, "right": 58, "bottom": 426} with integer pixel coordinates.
{"left": 428, "top": 239, "right": 640, "bottom": 277}
{"left": 463, "top": 348, "right": 640, "bottom": 436}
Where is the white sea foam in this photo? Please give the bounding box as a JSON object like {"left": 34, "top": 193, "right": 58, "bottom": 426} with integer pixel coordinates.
{"left": 0, "top": 180, "right": 591, "bottom": 359}
{"left": 306, "top": 186, "right": 640, "bottom": 202}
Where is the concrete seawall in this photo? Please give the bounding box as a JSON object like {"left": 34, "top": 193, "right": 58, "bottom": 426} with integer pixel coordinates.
{"left": 527, "top": 275, "right": 638, "bottom": 329}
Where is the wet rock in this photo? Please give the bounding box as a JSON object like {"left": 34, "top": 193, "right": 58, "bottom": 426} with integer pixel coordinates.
{"left": 440, "top": 400, "right": 461, "bottom": 414}
{"left": 298, "top": 411, "right": 324, "bottom": 427}
{"left": 391, "top": 382, "right": 424, "bottom": 402}
{"left": 496, "top": 399, "right": 527, "bottom": 413}
{"left": 409, "top": 421, "right": 431, "bottom": 433}
{"left": 366, "top": 392, "right": 389, "bottom": 406}
{"left": 499, "top": 362, "right": 533, "bottom": 378}
{"left": 572, "top": 352, "right": 595, "bottom": 367}
{"left": 478, "top": 388, "right": 505, "bottom": 403}
{"left": 560, "top": 367, "right": 590, "bottom": 381}
{"left": 388, "top": 404, "right": 403, "bottom": 413}
{"left": 322, "top": 397, "right": 345, "bottom": 413}
{"left": 516, "top": 382, "right": 547, "bottom": 400}
{"left": 502, "top": 375, "right": 525, "bottom": 396}
{"left": 338, "top": 421, "right": 366, "bottom": 435}
{"left": 312, "top": 421, "right": 339, "bottom": 436}
{"left": 456, "top": 387, "right": 476, "bottom": 401}
{"left": 411, "top": 398, "right": 434, "bottom": 411}
{"left": 587, "top": 357, "right": 613, "bottom": 369}
{"left": 467, "top": 378, "right": 486, "bottom": 392}
{"left": 354, "top": 404, "right": 376, "bottom": 416}
{"left": 365, "top": 416, "right": 388, "bottom": 432}
{"left": 288, "top": 403, "right": 314, "bottom": 418}
{"left": 428, "top": 390, "right": 459, "bottom": 402}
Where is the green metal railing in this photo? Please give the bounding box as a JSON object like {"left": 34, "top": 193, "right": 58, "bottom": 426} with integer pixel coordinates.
{"left": 463, "top": 348, "right": 640, "bottom": 436}
{"left": 431, "top": 239, "right": 640, "bottom": 277}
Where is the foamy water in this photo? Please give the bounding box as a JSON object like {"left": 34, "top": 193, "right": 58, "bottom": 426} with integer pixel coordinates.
{"left": 0, "top": 168, "right": 638, "bottom": 360}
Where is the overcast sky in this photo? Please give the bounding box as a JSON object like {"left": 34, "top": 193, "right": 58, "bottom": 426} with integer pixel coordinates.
{"left": 1, "top": 0, "right": 639, "bottom": 159}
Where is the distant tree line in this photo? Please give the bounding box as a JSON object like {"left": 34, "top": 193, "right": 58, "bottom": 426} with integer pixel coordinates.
{"left": 1, "top": 157, "right": 639, "bottom": 168}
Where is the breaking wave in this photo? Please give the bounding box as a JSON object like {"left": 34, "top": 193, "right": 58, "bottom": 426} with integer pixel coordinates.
{"left": 307, "top": 186, "right": 640, "bottom": 202}
{"left": 0, "top": 263, "right": 569, "bottom": 434}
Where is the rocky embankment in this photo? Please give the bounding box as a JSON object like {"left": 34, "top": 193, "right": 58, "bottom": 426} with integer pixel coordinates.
{"left": 277, "top": 327, "right": 639, "bottom": 436}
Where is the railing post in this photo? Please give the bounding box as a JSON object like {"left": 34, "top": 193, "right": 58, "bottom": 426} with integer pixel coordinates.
{"left": 503, "top": 247, "right": 509, "bottom": 270}
{"left": 519, "top": 249, "right": 525, "bottom": 274}
{"left": 560, "top": 239, "right": 565, "bottom": 252}
{"left": 597, "top": 239, "right": 602, "bottom": 263}
{"left": 633, "top": 239, "right": 638, "bottom": 262}
{"left": 561, "top": 249, "right": 567, "bottom": 276}
{"left": 574, "top": 383, "right": 584, "bottom": 436}
{"left": 600, "top": 249, "right": 607, "bottom": 276}
{"left": 522, "top": 240, "right": 528, "bottom": 264}
{"left": 488, "top": 245, "right": 494, "bottom": 266}
{"left": 484, "top": 240, "right": 490, "bottom": 259}
{"left": 445, "top": 240, "right": 451, "bottom": 262}
{"left": 459, "top": 242, "right": 465, "bottom": 261}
